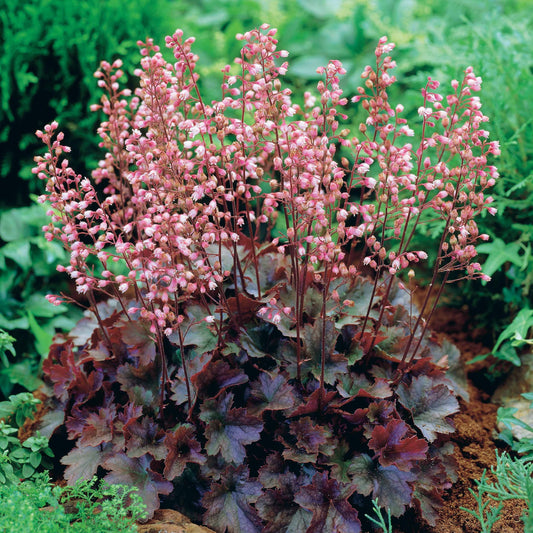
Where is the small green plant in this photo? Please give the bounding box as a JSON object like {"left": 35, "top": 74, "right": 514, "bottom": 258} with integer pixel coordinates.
{"left": 469, "top": 307, "right": 533, "bottom": 367}
{"left": 461, "top": 451, "right": 533, "bottom": 533}
{"left": 0, "top": 474, "right": 147, "bottom": 533}
{"left": 365, "top": 499, "right": 393, "bottom": 533}
{"left": 0, "top": 391, "right": 41, "bottom": 426}
{"left": 497, "top": 392, "right": 533, "bottom": 458}
{"left": 0, "top": 329, "right": 15, "bottom": 367}
{"left": 0, "top": 392, "right": 53, "bottom": 483}
{"left": 0, "top": 420, "right": 53, "bottom": 483}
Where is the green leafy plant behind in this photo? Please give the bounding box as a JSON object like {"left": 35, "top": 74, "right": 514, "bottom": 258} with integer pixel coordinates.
{"left": 0, "top": 199, "right": 82, "bottom": 398}
{"left": 0, "top": 0, "right": 175, "bottom": 204}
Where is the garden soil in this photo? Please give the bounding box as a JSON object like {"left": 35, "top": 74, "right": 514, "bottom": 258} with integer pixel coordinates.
{"left": 20, "top": 305, "right": 527, "bottom": 533}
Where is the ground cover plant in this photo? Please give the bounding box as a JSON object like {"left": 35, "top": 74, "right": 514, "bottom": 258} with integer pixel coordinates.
{"left": 33, "top": 25, "right": 499, "bottom": 531}
{"left": 0, "top": 473, "right": 146, "bottom": 532}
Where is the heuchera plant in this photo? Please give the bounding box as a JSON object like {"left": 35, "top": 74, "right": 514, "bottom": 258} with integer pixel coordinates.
{"left": 33, "top": 25, "right": 499, "bottom": 532}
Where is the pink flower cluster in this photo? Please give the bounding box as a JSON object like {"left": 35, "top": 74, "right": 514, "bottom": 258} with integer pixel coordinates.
{"left": 34, "top": 27, "right": 498, "bottom": 359}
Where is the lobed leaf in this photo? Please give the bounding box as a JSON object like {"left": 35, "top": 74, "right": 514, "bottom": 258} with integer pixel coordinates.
{"left": 200, "top": 392, "right": 263, "bottom": 464}
{"left": 103, "top": 453, "right": 173, "bottom": 517}
{"left": 348, "top": 454, "right": 415, "bottom": 517}
{"left": 202, "top": 465, "right": 263, "bottom": 533}
{"left": 294, "top": 472, "right": 361, "bottom": 533}
{"left": 396, "top": 376, "right": 459, "bottom": 442}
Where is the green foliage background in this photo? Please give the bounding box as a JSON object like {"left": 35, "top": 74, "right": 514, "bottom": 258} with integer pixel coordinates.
{"left": 0, "top": 0, "right": 532, "bottom": 399}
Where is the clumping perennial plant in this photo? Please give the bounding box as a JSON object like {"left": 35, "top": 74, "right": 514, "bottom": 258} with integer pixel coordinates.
{"left": 33, "top": 25, "right": 499, "bottom": 532}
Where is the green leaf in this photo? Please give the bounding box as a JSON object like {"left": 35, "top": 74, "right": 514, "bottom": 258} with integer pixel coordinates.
{"left": 0, "top": 361, "right": 43, "bottom": 395}
{"left": 29, "top": 451, "right": 42, "bottom": 469}
{"left": 476, "top": 238, "right": 523, "bottom": 282}
{"left": 289, "top": 55, "right": 332, "bottom": 79}
{"left": 25, "top": 293, "right": 67, "bottom": 318}
{"left": 1, "top": 240, "right": 32, "bottom": 270}
{"left": 0, "top": 314, "right": 29, "bottom": 330}
{"left": 493, "top": 343, "right": 521, "bottom": 366}
{"left": 21, "top": 462, "right": 35, "bottom": 479}
{"left": 0, "top": 206, "right": 47, "bottom": 242}
{"left": 296, "top": 0, "right": 342, "bottom": 18}
{"left": 493, "top": 308, "right": 533, "bottom": 353}
{"left": 10, "top": 447, "right": 28, "bottom": 460}
{"left": 27, "top": 311, "right": 53, "bottom": 358}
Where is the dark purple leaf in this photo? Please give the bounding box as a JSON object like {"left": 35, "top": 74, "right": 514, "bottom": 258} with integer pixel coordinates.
{"left": 202, "top": 465, "right": 263, "bottom": 533}
{"left": 348, "top": 454, "right": 415, "bottom": 517}
{"left": 43, "top": 342, "right": 103, "bottom": 404}
{"left": 366, "top": 400, "right": 397, "bottom": 423}
{"left": 396, "top": 376, "right": 459, "bottom": 441}
{"left": 290, "top": 388, "right": 338, "bottom": 417}
{"left": 339, "top": 407, "right": 368, "bottom": 426}
{"left": 65, "top": 405, "right": 88, "bottom": 440}
{"left": 325, "top": 441, "right": 352, "bottom": 483}
{"left": 248, "top": 371, "right": 296, "bottom": 415}
{"left": 192, "top": 359, "right": 248, "bottom": 400}
{"left": 373, "top": 325, "right": 410, "bottom": 357}
{"left": 257, "top": 452, "right": 288, "bottom": 489}
{"left": 256, "top": 471, "right": 312, "bottom": 533}
{"left": 77, "top": 340, "right": 113, "bottom": 363}
{"left": 405, "top": 357, "right": 447, "bottom": 380}
{"left": 62, "top": 442, "right": 114, "bottom": 484}
{"left": 120, "top": 319, "right": 156, "bottom": 365}
{"left": 124, "top": 416, "right": 167, "bottom": 460}
{"left": 368, "top": 419, "right": 428, "bottom": 471}
{"left": 302, "top": 319, "right": 347, "bottom": 385}
{"left": 330, "top": 276, "right": 378, "bottom": 323}
{"left": 167, "top": 304, "right": 218, "bottom": 352}
{"left": 103, "top": 453, "right": 173, "bottom": 518}
{"left": 68, "top": 302, "right": 121, "bottom": 346}
{"left": 425, "top": 337, "right": 470, "bottom": 401}
{"left": 413, "top": 486, "right": 444, "bottom": 527}
{"left": 115, "top": 402, "right": 144, "bottom": 430}
{"left": 282, "top": 417, "right": 333, "bottom": 464}
{"left": 164, "top": 423, "right": 205, "bottom": 479}
{"left": 199, "top": 392, "right": 263, "bottom": 463}
{"left": 336, "top": 374, "right": 392, "bottom": 399}
{"left": 78, "top": 405, "right": 117, "bottom": 447}
{"left": 412, "top": 443, "right": 456, "bottom": 526}
{"left": 116, "top": 361, "right": 160, "bottom": 409}
{"left": 170, "top": 351, "right": 213, "bottom": 406}
{"left": 294, "top": 472, "right": 361, "bottom": 533}
{"left": 68, "top": 314, "right": 98, "bottom": 347}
